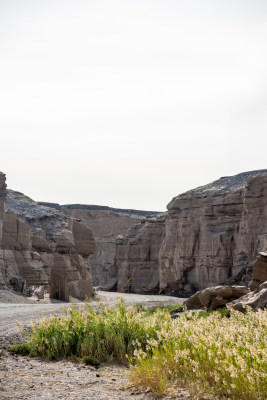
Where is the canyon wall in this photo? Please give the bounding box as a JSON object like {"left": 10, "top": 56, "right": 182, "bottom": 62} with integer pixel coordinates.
{"left": 1, "top": 169, "right": 266, "bottom": 297}
{"left": 115, "top": 170, "right": 267, "bottom": 295}
{"left": 62, "top": 205, "right": 159, "bottom": 289}
{"left": 0, "top": 172, "right": 96, "bottom": 299}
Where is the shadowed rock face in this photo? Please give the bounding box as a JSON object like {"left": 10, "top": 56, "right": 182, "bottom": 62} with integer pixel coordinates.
{"left": 115, "top": 170, "right": 267, "bottom": 295}
{"left": 0, "top": 174, "right": 96, "bottom": 299}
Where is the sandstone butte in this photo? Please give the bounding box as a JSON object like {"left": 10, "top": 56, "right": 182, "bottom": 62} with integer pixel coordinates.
{"left": 0, "top": 172, "right": 96, "bottom": 300}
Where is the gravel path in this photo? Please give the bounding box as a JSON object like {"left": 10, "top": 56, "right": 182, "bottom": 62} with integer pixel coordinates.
{"left": 0, "top": 291, "right": 191, "bottom": 400}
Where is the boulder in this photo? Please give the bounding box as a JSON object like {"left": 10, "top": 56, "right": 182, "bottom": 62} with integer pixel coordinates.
{"left": 183, "top": 285, "right": 249, "bottom": 310}
{"left": 249, "top": 252, "right": 267, "bottom": 290}
{"left": 227, "top": 281, "right": 267, "bottom": 311}
{"left": 32, "top": 285, "right": 45, "bottom": 300}
{"left": 68, "top": 280, "right": 93, "bottom": 300}
{"left": 9, "top": 276, "right": 26, "bottom": 293}
{"left": 182, "top": 291, "right": 202, "bottom": 310}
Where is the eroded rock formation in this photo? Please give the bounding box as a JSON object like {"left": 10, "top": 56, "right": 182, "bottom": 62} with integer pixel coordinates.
{"left": 115, "top": 170, "right": 267, "bottom": 295}
{"left": 59, "top": 205, "right": 159, "bottom": 289}
{"left": 0, "top": 172, "right": 96, "bottom": 300}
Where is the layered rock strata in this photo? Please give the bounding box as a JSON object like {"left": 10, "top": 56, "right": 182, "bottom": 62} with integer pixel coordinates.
{"left": 0, "top": 173, "right": 96, "bottom": 300}
{"left": 115, "top": 215, "right": 166, "bottom": 293}
{"left": 59, "top": 205, "right": 159, "bottom": 289}
{"left": 115, "top": 170, "right": 267, "bottom": 295}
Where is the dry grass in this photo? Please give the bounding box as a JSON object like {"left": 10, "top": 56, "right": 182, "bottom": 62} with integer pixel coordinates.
{"left": 130, "top": 307, "right": 267, "bottom": 399}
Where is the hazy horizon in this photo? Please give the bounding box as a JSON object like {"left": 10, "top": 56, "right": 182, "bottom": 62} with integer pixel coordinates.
{"left": 1, "top": 0, "right": 267, "bottom": 211}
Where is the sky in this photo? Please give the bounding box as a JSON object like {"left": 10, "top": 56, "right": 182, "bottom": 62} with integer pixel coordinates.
{"left": 0, "top": 0, "right": 267, "bottom": 211}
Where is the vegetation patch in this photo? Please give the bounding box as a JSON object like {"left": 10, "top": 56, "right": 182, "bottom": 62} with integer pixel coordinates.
{"left": 82, "top": 355, "right": 101, "bottom": 367}
{"left": 130, "top": 307, "right": 267, "bottom": 400}
{"left": 8, "top": 343, "right": 31, "bottom": 356}
{"left": 8, "top": 301, "right": 267, "bottom": 400}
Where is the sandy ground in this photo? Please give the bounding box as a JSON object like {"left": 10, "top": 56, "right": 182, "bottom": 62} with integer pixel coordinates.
{"left": 0, "top": 350, "right": 192, "bottom": 400}
{"left": 0, "top": 290, "right": 192, "bottom": 400}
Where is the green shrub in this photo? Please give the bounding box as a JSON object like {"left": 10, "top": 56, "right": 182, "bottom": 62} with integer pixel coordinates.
{"left": 8, "top": 343, "right": 31, "bottom": 356}
{"left": 12, "top": 300, "right": 163, "bottom": 362}
{"left": 189, "top": 307, "right": 231, "bottom": 319}
{"left": 83, "top": 355, "right": 101, "bottom": 367}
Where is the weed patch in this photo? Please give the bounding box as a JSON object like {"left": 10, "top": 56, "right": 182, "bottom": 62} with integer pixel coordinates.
{"left": 8, "top": 343, "right": 31, "bottom": 356}
{"left": 83, "top": 355, "right": 101, "bottom": 367}
{"left": 130, "top": 307, "right": 267, "bottom": 400}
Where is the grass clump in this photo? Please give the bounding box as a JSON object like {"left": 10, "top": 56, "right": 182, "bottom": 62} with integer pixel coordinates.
{"left": 189, "top": 307, "right": 231, "bottom": 319}
{"left": 9, "top": 300, "right": 164, "bottom": 363}
{"left": 82, "top": 355, "right": 101, "bottom": 367}
{"left": 142, "top": 302, "right": 182, "bottom": 315}
{"left": 8, "top": 343, "right": 31, "bottom": 356}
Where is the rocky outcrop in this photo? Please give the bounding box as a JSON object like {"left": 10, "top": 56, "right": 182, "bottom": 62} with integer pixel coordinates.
{"left": 0, "top": 173, "right": 96, "bottom": 300}
{"left": 183, "top": 285, "right": 249, "bottom": 310}
{"left": 61, "top": 205, "right": 159, "bottom": 289}
{"left": 115, "top": 170, "right": 267, "bottom": 295}
{"left": 175, "top": 251, "right": 267, "bottom": 311}
{"left": 227, "top": 281, "right": 267, "bottom": 311}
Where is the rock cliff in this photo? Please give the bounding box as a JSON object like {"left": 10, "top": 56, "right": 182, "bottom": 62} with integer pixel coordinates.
{"left": 61, "top": 205, "right": 159, "bottom": 289}
{"left": 115, "top": 170, "right": 267, "bottom": 295}
{"left": 0, "top": 173, "right": 96, "bottom": 299}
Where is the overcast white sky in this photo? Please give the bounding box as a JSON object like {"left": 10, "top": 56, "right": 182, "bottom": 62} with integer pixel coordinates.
{"left": 0, "top": 0, "right": 267, "bottom": 210}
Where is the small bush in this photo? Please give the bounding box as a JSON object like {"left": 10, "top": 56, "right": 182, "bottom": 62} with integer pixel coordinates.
{"left": 8, "top": 343, "right": 31, "bottom": 356}
{"left": 189, "top": 307, "right": 231, "bottom": 319}
{"left": 83, "top": 355, "right": 101, "bottom": 367}
{"left": 144, "top": 302, "right": 182, "bottom": 315}
{"left": 14, "top": 300, "right": 163, "bottom": 362}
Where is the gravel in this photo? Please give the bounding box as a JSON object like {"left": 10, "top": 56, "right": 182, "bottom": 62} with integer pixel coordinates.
{"left": 181, "top": 169, "right": 267, "bottom": 196}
